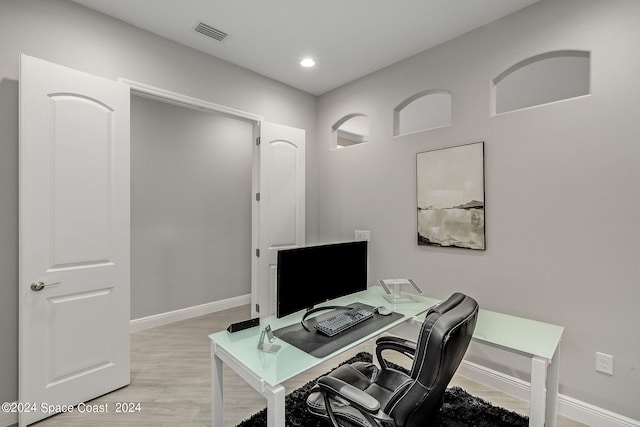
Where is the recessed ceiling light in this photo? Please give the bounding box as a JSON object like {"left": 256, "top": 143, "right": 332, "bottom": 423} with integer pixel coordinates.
{"left": 300, "top": 57, "right": 316, "bottom": 68}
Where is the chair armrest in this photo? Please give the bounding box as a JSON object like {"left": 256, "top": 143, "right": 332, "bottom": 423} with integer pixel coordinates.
{"left": 317, "top": 376, "right": 396, "bottom": 427}
{"left": 318, "top": 376, "right": 380, "bottom": 413}
{"left": 375, "top": 336, "right": 417, "bottom": 370}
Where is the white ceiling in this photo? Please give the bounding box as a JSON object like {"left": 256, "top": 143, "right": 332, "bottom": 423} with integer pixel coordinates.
{"left": 71, "top": 0, "right": 540, "bottom": 96}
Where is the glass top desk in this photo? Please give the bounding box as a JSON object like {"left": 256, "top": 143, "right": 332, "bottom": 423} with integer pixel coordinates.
{"left": 209, "top": 288, "right": 563, "bottom": 427}
{"left": 414, "top": 304, "right": 564, "bottom": 427}
{"left": 208, "top": 287, "right": 435, "bottom": 427}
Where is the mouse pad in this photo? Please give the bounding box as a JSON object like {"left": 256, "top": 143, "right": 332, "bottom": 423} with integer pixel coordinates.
{"left": 273, "top": 302, "right": 403, "bottom": 358}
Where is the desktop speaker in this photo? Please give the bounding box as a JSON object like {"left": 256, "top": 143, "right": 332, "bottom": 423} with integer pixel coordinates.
{"left": 227, "top": 317, "right": 260, "bottom": 333}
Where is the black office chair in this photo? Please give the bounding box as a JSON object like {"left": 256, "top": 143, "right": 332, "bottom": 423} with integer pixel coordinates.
{"left": 306, "top": 292, "right": 479, "bottom": 427}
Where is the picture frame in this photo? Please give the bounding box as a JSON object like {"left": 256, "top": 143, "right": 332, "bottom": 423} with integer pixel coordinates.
{"left": 416, "top": 142, "right": 485, "bottom": 250}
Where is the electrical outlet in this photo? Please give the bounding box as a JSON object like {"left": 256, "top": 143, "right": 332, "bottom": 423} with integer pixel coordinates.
{"left": 355, "top": 230, "right": 370, "bottom": 241}
{"left": 595, "top": 352, "right": 613, "bottom": 375}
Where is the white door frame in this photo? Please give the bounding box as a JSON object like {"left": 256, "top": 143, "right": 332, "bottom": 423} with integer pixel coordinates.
{"left": 121, "top": 80, "right": 263, "bottom": 124}
{"left": 120, "top": 79, "right": 265, "bottom": 316}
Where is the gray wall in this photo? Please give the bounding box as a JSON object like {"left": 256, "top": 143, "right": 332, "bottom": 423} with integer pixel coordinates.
{"left": 131, "top": 96, "right": 254, "bottom": 318}
{"left": 315, "top": 0, "right": 640, "bottom": 420}
{"left": 0, "top": 0, "right": 317, "bottom": 406}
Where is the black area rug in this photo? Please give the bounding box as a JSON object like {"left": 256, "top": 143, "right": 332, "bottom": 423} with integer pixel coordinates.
{"left": 237, "top": 352, "right": 528, "bottom": 426}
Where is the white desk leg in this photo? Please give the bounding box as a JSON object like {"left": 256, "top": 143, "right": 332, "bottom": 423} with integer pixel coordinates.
{"left": 530, "top": 356, "right": 548, "bottom": 427}
{"left": 211, "top": 342, "right": 224, "bottom": 427}
{"left": 545, "top": 348, "right": 560, "bottom": 427}
{"left": 266, "top": 384, "right": 286, "bottom": 427}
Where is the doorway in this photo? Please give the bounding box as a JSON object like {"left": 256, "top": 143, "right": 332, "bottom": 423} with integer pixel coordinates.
{"left": 130, "top": 95, "right": 255, "bottom": 319}
{"left": 123, "top": 81, "right": 305, "bottom": 320}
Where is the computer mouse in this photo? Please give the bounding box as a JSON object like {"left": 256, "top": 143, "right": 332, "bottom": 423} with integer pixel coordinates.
{"left": 377, "top": 306, "right": 392, "bottom": 316}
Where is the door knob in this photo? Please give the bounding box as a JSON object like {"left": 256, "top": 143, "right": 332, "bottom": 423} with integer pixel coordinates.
{"left": 30, "top": 281, "right": 60, "bottom": 291}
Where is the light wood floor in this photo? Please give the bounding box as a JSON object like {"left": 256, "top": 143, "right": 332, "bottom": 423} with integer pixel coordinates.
{"left": 33, "top": 305, "right": 588, "bottom": 426}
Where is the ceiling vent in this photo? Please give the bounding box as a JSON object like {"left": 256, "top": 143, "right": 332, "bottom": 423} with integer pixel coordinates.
{"left": 194, "top": 22, "right": 228, "bottom": 41}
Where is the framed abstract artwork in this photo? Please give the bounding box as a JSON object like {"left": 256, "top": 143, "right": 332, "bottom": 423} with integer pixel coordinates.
{"left": 416, "top": 142, "right": 485, "bottom": 250}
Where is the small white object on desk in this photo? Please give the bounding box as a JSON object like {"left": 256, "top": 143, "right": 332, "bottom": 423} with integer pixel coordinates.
{"left": 376, "top": 306, "right": 392, "bottom": 316}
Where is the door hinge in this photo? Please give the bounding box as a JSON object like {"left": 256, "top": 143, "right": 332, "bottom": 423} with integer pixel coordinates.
{"left": 255, "top": 303, "right": 260, "bottom": 313}
{"left": 256, "top": 136, "right": 261, "bottom": 146}
{"left": 256, "top": 192, "right": 260, "bottom": 201}
{"left": 256, "top": 248, "right": 260, "bottom": 257}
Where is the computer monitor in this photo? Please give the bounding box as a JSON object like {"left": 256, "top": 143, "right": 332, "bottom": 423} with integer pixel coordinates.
{"left": 276, "top": 241, "right": 368, "bottom": 318}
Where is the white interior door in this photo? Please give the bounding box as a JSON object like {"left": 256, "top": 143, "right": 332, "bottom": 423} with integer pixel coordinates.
{"left": 19, "top": 55, "right": 130, "bottom": 426}
{"left": 253, "top": 121, "right": 305, "bottom": 317}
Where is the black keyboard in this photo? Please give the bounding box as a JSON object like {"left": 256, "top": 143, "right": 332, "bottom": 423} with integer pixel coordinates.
{"left": 315, "top": 308, "right": 374, "bottom": 337}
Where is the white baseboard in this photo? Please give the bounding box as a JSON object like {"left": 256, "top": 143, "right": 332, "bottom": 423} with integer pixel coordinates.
{"left": 458, "top": 360, "right": 640, "bottom": 427}
{"left": 129, "top": 294, "right": 251, "bottom": 333}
